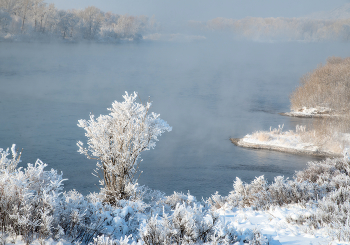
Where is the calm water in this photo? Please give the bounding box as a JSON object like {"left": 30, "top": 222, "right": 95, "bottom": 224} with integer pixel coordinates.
{"left": 1, "top": 39, "right": 350, "bottom": 198}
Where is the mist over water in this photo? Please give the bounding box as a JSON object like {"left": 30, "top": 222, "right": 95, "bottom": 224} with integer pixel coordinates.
{"left": 1, "top": 39, "right": 350, "bottom": 198}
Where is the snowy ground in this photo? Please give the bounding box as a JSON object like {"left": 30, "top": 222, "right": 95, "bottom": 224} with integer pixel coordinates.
{"left": 220, "top": 204, "right": 346, "bottom": 245}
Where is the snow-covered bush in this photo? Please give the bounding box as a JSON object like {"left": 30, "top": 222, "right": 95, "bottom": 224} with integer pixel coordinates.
{"left": 239, "top": 228, "right": 268, "bottom": 245}
{"left": 209, "top": 156, "right": 350, "bottom": 214}
{"left": 268, "top": 176, "right": 319, "bottom": 206}
{"left": 227, "top": 176, "right": 270, "bottom": 209}
{"left": 288, "top": 186, "right": 350, "bottom": 242}
{"left": 162, "top": 191, "right": 197, "bottom": 209}
{"left": 0, "top": 144, "right": 21, "bottom": 172}
{"left": 77, "top": 92, "right": 171, "bottom": 203}
{"left": 140, "top": 202, "right": 238, "bottom": 244}
{"left": 222, "top": 175, "right": 315, "bottom": 209}
{"left": 295, "top": 157, "right": 350, "bottom": 185}
{"left": 273, "top": 156, "right": 350, "bottom": 242}
{"left": 0, "top": 145, "right": 64, "bottom": 244}
{"left": 53, "top": 190, "right": 110, "bottom": 243}
{"left": 92, "top": 234, "right": 135, "bottom": 245}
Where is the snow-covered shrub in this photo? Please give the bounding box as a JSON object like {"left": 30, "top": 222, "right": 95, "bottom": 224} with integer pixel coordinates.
{"left": 53, "top": 190, "right": 108, "bottom": 243}
{"left": 239, "top": 228, "right": 268, "bottom": 245}
{"left": 92, "top": 234, "right": 136, "bottom": 245}
{"left": 77, "top": 92, "right": 172, "bottom": 203}
{"left": 207, "top": 191, "right": 227, "bottom": 210}
{"left": 284, "top": 156, "right": 350, "bottom": 242}
{"left": 294, "top": 157, "right": 350, "bottom": 196}
{"left": 162, "top": 191, "right": 197, "bottom": 209}
{"left": 140, "top": 202, "right": 238, "bottom": 245}
{"left": 0, "top": 145, "right": 64, "bottom": 244}
{"left": 220, "top": 158, "right": 349, "bottom": 210}
{"left": 230, "top": 157, "right": 350, "bottom": 209}
{"left": 268, "top": 176, "right": 319, "bottom": 206}
{"left": 0, "top": 144, "right": 21, "bottom": 172}
{"left": 55, "top": 189, "right": 152, "bottom": 243}
{"left": 227, "top": 176, "right": 269, "bottom": 209}
{"left": 288, "top": 187, "right": 350, "bottom": 242}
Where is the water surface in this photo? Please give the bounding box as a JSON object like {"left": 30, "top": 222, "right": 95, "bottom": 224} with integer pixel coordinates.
{"left": 1, "top": 39, "right": 349, "bottom": 198}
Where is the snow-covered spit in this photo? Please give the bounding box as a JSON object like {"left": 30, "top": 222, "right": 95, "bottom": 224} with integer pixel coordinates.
{"left": 231, "top": 124, "right": 348, "bottom": 158}
{"left": 1, "top": 144, "right": 350, "bottom": 244}
{"left": 280, "top": 107, "right": 336, "bottom": 118}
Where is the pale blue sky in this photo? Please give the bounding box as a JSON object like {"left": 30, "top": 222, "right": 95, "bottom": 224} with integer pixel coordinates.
{"left": 45, "top": 0, "right": 349, "bottom": 23}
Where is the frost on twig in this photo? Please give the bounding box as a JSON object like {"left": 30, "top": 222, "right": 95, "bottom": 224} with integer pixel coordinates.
{"left": 0, "top": 144, "right": 22, "bottom": 172}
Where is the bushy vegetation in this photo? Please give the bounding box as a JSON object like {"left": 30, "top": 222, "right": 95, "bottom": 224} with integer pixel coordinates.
{"left": 0, "top": 144, "right": 271, "bottom": 244}
{"left": 208, "top": 156, "right": 350, "bottom": 242}
{"left": 291, "top": 57, "right": 350, "bottom": 113}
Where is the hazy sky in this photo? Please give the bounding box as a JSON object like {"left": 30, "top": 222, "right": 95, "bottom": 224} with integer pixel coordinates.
{"left": 45, "top": 0, "right": 349, "bottom": 23}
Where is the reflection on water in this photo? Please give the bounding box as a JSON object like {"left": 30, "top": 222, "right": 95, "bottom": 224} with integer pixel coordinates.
{"left": 1, "top": 40, "right": 349, "bottom": 198}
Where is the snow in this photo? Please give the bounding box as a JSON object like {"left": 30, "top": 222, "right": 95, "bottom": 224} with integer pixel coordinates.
{"left": 221, "top": 205, "right": 335, "bottom": 245}
{"left": 283, "top": 107, "right": 334, "bottom": 118}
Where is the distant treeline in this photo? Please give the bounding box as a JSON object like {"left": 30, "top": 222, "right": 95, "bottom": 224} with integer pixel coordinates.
{"left": 0, "top": 0, "right": 156, "bottom": 41}
{"left": 190, "top": 17, "right": 350, "bottom": 41}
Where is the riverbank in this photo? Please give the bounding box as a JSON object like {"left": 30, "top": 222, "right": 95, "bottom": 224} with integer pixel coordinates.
{"left": 231, "top": 137, "right": 341, "bottom": 158}
{"left": 231, "top": 125, "right": 344, "bottom": 158}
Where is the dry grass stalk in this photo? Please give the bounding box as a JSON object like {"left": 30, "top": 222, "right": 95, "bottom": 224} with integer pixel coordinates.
{"left": 256, "top": 132, "right": 271, "bottom": 142}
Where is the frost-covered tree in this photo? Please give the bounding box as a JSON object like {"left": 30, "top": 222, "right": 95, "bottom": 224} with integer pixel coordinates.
{"left": 18, "top": 0, "right": 30, "bottom": 32}
{"left": 57, "top": 10, "right": 79, "bottom": 38}
{"left": 78, "top": 6, "right": 103, "bottom": 40}
{"left": 0, "top": 9, "right": 12, "bottom": 33}
{"left": 77, "top": 92, "right": 172, "bottom": 203}
{"left": 0, "top": 0, "right": 17, "bottom": 14}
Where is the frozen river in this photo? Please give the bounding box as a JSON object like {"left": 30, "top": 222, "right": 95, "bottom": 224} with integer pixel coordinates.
{"left": 1, "top": 39, "right": 349, "bottom": 198}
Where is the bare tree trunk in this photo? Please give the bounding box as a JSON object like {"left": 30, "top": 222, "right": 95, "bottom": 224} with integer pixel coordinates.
{"left": 40, "top": 16, "right": 43, "bottom": 32}
{"left": 21, "top": 0, "right": 29, "bottom": 33}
